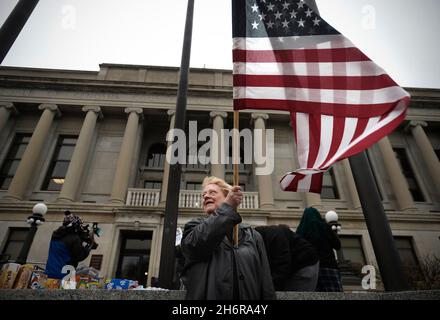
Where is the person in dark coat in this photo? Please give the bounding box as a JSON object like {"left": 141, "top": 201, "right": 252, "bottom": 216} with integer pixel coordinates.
{"left": 180, "top": 176, "right": 276, "bottom": 300}
{"left": 45, "top": 211, "right": 97, "bottom": 279}
{"left": 296, "top": 207, "right": 343, "bottom": 292}
{"left": 255, "top": 224, "right": 319, "bottom": 291}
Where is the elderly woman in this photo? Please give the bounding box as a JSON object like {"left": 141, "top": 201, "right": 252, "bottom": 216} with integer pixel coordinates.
{"left": 180, "top": 176, "right": 275, "bottom": 300}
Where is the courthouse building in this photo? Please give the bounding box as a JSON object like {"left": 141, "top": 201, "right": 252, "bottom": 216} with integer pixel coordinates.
{"left": 0, "top": 64, "right": 439, "bottom": 289}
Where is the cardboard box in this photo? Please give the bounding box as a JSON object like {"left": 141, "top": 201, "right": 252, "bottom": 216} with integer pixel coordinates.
{"left": 13, "top": 264, "right": 35, "bottom": 289}
{"left": 0, "top": 263, "right": 21, "bottom": 289}
{"left": 104, "top": 278, "right": 138, "bottom": 290}
{"left": 29, "top": 270, "right": 47, "bottom": 290}
{"left": 45, "top": 278, "right": 61, "bottom": 289}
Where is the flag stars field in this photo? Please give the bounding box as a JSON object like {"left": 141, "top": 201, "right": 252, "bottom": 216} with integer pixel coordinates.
{"left": 248, "top": 0, "right": 330, "bottom": 37}
{"left": 233, "top": 0, "right": 410, "bottom": 193}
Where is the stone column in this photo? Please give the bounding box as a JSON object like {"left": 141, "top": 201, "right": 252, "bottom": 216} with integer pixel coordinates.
{"left": 110, "top": 108, "right": 143, "bottom": 204}
{"left": 4, "top": 104, "right": 59, "bottom": 200}
{"left": 407, "top": 121, "right": 440, "bottom": 197}
{"left": 209, "top": 111, "right": 227, "bottom": 180}
{"left": 0, "top": 102, "right": 17, "bottom": 133}
{"left": 341, "top": 159, "right": 362, "bottom": 209}
{"left": 58, "top": 106, "right": 102, "bottom": 202}
{"left": 160, "top": 110, "right": 175, "bottom": 206}
{"left": 377, "top": 137, "right": 416, "bottom": 211}
{"left": 252, "top": 113, "right": 275, "bottom": 209}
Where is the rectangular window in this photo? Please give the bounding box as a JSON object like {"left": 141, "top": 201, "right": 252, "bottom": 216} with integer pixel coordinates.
{"left": 321, "top": 168, "right": 340, "bottom": 199}
{"left": 339, "top": 236, "right": 367, "bottom": 266}
{"left": 42, "top": 135, "right": 77, "bottom": 191}
{"left": 393, "top": 147, "right": 425, "bottom": 202}
{"left": 143, "top": 181, "right": 162, "bottom": 189}
{"left": 116, "top": 231, "right": 152, "bottom": 286}
{"left": 393, "top": 236, "right": 422, "bottom": 289}
{"left": 338, "top": 235, "right": 367, "bottom": 286}
{"left": 1, "top": 228, "right": 29, "bottom": 262}
{"left": 394, "top": 236, "right": 419, "bottom": 268}
{"left": 89, "top": 254, "right": 103, "bottom": 270}
{"left": 0, "top": 134, "right": 32, "bottom": 190}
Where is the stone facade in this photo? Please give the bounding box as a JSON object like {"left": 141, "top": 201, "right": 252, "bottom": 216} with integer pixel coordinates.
{"left": 0, "top": 64, "right": 439, "bottom": 288}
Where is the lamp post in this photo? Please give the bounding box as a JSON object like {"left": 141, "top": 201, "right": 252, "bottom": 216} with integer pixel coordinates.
{"left": 16, "top": 203, "right": 47, "bottom": 265}
{"left": 326, "top": 210, "right": 345, "bottom": 261}
{"left": 325, "top": 210, "right": 341, "bottom": 232}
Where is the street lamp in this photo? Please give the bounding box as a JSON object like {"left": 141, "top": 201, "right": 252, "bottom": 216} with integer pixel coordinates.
{"left": 326, "top": 210, "right": 346, "bottom": 264}
{"left": 325, "top": 210, "right": 341, "bottom": 232}
{"left": 16, "top": 202, "right": 47, "bottom": 265}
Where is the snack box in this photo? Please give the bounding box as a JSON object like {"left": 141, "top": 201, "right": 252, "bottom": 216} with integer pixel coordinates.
{"left": 13, "top": 264, "right": 35, "bottom": 289}
{"left": 29, "top": 270, "right": 47, "bottom": 290}
{"left": 104, "top": 278, "right": 138, "bottom": 290}
{"left": 45, "top": 278, "right": 61, "bottom": 289}
{"left": 74, "top": 275, "right": 101, "bottom": 289}
{"left": 0, "top": 263, "right": 21, "bottom": 289}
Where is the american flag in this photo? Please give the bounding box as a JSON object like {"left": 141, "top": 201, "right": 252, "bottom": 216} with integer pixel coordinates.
{"left": 232, "top": 0, "right": 410, "bottom": 193}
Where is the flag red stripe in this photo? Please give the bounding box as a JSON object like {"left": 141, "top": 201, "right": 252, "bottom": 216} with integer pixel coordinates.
{"left": 350, "top": 118, "right": 370, "bottom": 143}
{"left": 283, "top": 173, "right": 304, "bottom": 192}
{"left": 233, "top": 47, "right": 370, "bottom": 63}
{"left": 322, "top": 117, "right": 345, "bottom": 167}
{"left": 333, "top": 105, "right": 408, "bottom": 163}
{"left": 233, "top": 74, "right": 398, "bottom": 90}
{"left": 309, "top": 173, "right": 324, "bottom": 194}
{"left": 233, "top": 98, "right": 400, "bottom": 117}
{"left": 307, "top": 113, "right": 321, "bottom": 168}
{"left": 280, "top": 172, "right": 324, "bottom": 193}
{"left": 320, "top": 98, "right": 410, "bottom": 170}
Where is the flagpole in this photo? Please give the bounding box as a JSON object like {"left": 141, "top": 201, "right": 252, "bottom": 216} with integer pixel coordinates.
{"left": 0, "top": 0, "right": 39, "bottom": 64}
{"left": 304, "top": 0, "right": 410, "bottom": 291}
{"left": 233, "top": 110, "right": 239, "bottom": 246}
{"left": 349, "top": 152, "right": 410, "bottom": 291}
{"left": 158, "top": 0, "right": 194, "bottom": 289}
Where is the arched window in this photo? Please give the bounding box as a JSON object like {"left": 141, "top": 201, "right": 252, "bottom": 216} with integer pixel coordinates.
{"left": 146, "top": 143, "right": 166, "bottom": 168}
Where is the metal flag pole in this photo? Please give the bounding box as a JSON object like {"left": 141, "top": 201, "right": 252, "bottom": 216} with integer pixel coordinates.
{"left": 233, "top": 110, "right": 240, "bottom": 246}
{"left": 0, "top": 0, "right": 39, "bottom": 64}
{"left": 158, "top": 0, "right": 195, "bottom": 289}
{"left": 304, "top": 0, "right": 410, "bottom": 291}
{"left": 349, "top": 152, "right": 410, "bottom": 290}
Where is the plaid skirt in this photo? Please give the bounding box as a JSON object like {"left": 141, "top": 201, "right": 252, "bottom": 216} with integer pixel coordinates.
{"left": 316, "top": 267, "right": 344, "bottom": 292}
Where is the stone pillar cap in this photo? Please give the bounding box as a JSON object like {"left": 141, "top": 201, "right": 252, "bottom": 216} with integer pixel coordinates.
{"left": 251, "top": 113, "right": 269, "bottom": 120}
{"left": 39, "top": 103, "right": 61, "bottom": 117}
{"left": 209, "top": 111, "right": 228, "bottom": 119}
{"left": 124, "top": 107, "right": 144, "bottom": 119}
{"left": 0, "top": 102, "right": 18, "bottom": 115}
{"left": 405, "top": 120, "right": 428, "bottom": 131}
{"left": 82, "top": 105, "right": 103, "bottom": 119}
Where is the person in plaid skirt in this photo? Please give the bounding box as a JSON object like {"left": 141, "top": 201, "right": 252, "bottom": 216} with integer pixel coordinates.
{"left": 296, "top": 207, "right": 343, "bottom": 292}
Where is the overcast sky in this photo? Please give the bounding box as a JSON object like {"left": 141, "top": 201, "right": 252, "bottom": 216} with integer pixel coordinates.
{"left": 0, "top": 0, "right": 439, "bottom": 88}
